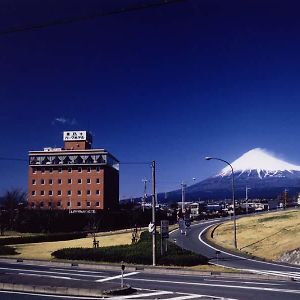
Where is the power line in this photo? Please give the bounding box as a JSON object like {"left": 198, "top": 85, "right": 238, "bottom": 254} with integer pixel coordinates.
{"left": 0, "top": 0, "right": 186, "bottom": 36}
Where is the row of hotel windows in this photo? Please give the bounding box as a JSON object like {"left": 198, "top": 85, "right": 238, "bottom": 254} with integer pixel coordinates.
{"left": 32, "top": 166, "right": 101, "bottom": 174}
{"left": 31, "top": 201, "right": 101, "bottom": 208}
{"left": 32, "top": 178, "right": 101, "bottom": 185}
{"left": 31, "top": 190, "right": 101, "bottom": 196}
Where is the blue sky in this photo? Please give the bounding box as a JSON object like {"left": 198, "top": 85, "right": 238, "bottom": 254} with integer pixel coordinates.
{"left": 1, "top": 0, "right": 300, "bottom": 199}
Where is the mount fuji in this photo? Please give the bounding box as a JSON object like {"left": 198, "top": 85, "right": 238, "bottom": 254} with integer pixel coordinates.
{"left": 160, "top": 148, "right": 300, "bottom": 201}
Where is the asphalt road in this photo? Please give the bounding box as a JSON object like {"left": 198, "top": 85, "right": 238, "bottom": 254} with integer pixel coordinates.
{"left": 0, "top": 258, "right": 300, "bottom": 299}
{"left": 170, "top": 218, "right": 300, "bottom": 280}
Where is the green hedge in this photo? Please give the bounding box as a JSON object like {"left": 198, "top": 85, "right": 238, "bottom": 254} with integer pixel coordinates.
{"left": 0, "top": 246, "right": 18, "bottom": 255}
{"left": 52, "top": 232, "right": 208, "bottom": 266}
{"left": 0, "top": 232, "right": 87, "bottom": 246}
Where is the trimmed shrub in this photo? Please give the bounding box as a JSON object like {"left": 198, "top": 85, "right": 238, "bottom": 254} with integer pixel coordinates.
{"left": 0, "top": 232, "right": 87, "bottom": 246}
{"left": 0, "top": 246, "right": 18, "bottom": 255}
{"left": 52, "top": 231, "right": 208, "bottom": 266}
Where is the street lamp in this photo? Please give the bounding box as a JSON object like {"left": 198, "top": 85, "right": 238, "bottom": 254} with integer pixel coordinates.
{"left": 205, "top": 156, "right": 237, "bottom": 249}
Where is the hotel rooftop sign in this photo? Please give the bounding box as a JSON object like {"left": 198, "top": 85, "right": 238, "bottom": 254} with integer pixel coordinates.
{"left": 63, "top": 131, "right": 90, "bottom": 142}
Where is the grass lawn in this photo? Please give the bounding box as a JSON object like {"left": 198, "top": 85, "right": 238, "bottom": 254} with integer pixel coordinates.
{"left": 10, "top": 232, "right": 133, "bottom": 260}
{"left": 208, "top": 209, "right": 300, "bottom": 260}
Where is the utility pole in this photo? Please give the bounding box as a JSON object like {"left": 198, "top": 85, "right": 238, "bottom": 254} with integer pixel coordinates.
{"left": 151, "top": 161, "right": 156, "bottom": 266}
{"left": 245, "top": 186, "right": 250, "bottom": 214}
{"left": 284, "top": 189, "right": 288, "bottom": 209}
{"left": 142, "top": 179, "right": 147, "bottom": 212}
{"left": 181, "top": 182, "right": 186, "bottom": 212}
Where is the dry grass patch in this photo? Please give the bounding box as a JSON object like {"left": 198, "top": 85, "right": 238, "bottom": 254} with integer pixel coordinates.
{"left": 11, "top": 232, "right": 133, "bottom": 260}
{"left": 209, "top": 209, "right": 300, "bottom": 260}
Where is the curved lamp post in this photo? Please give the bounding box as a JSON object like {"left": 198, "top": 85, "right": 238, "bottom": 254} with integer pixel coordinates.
{"left": 205, "top": 156, "right": 237, "bottom": 249}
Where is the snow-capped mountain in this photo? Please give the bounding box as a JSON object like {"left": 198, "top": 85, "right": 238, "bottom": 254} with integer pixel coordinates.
{"left": 159, "top": 148, "right": 300, "bottom": 201}
{"left": 218, "top": 148, "right": 300, "bottom": 179}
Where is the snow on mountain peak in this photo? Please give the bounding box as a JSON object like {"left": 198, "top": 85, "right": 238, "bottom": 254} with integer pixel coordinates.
{"left": 218, "top": 148, "right": 300, "bottom": 177}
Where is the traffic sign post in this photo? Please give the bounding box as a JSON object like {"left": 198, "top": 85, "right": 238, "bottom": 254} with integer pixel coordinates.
{"left": 121, "top": 262, "right": 125, "bottom": 288}
{"left": 215, "top": 250, "right": 221, "bottom": 264}
{"left": 160, "top": 220, "right": 169, "bottom": 255}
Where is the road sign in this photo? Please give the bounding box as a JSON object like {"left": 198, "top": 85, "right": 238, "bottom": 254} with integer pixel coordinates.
{"left": 148, "top": 222, "right": 155, "bottom": 233}
{"left": 161, "top": 220, "right": 169, "bottom": 238}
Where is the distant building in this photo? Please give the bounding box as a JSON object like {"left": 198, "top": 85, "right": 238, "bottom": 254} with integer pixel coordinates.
{"left": 28, "top": 131, "right": 119, "bottom": 210}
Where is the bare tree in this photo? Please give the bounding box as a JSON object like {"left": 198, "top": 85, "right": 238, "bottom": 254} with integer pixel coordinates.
{"left": 0, "top": 189, "right": 27, "bottom": 234}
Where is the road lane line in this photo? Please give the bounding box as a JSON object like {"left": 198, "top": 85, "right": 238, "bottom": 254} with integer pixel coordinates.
{"left": 165, "top": 295, "right": 211, "bottom": 300}
{"left": 243, "top": 269, "right": 300, "bottom": 280}
{"left": 197, "top": 222, "right": 300, "bottom": 272}
{"left": 0, "top": 266, "right": 106, "bottom": 278}
{"left": 51, "top": 268, "right": 104, "bottom": 274}
{"left": 96, "top": 271, "right": 139, "bottom": 282}
{"left": 18, "top": 272, "right": 79, "bottom": 280}
{"left": 125, "top": 277, "right": 300, "bottom": 294}
{"left": 204, "top": 278, "right": 283, "bottom": 285}
{"left": 0, "top": 290, "right": 103, "bottom": 299}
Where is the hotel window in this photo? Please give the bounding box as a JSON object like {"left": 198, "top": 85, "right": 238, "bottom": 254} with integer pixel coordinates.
{"left": 41, "top": 179, "right": 45, "bottom": 185}
{"left": 41, "top": 168, "right": 45, "bottom": 173}
{"left": 48, "top": 190, "right": 53, "bottom": 196}
{"left": 96, "top": 178, "right": 100, "bottom": 184}
{"left": 87, "top": 201, "right": 91, "bottom": 207}
{"left": 87, "top": 167, "right": 91, "bottom": 173}
{"left": 68, "top": 179, "right": 72, "bottom": 184}
{"left": 78, "top": 167, "right": 82, "bottom": 173}
{"left": 48, "top": 202, "right": 52, "bottom": 207}
{"left": 41, "top": 190, "right": 45, "bottom": 196}
{"left": 30, "top": 202, "right": 35, "bottom": 207}
{"left": 40, "top": 202, "right": 44, "bottom": 207}
{"left": 67, "top": 190, "right": 72, "bottom": 196}
{"left": 78, "top": 178, "right": 82, "bottom": 184}
{"left": 49, "top": 168, "right": 53, "bottom": 173}
{"left": 96, "top": 167, "right": 100, "bottom": 172}
{"left": 96, "top": 190, "right": 100, "bottom": 195}
{"left": 31, "top": 191, "right": 36, "bottom": 196}
{"left": 77, "top": 190, "right": 82, "bottom": 196}
{"left": 96, "top": 201, "right": 100, "bottom": 207}
{"left": 77, "top": 201, "right": 81, "bottom": 207}
{"left": 68, "top": 167, "right": 72, "bottom": 173}
{"left": 32, "top": 168, "right": 37, "bottom": 174}
{"left": 87, "top": 190, "right": 91, "bottom": 195}
{"left": 58, "top": 168, "right": 62, "bottom": 173}
{"left": 32, "top": 179, "right": 36, "bottom": 185}
{"left": 49, "top": 179, "right": 53, "bottom": 184}
{"left": 87, "top": 178, "right": 91, "bottom": 184}
{"left": 67, "top": 201, "right": 71, "bottom": 207}
{"left": 57, "top": 201, "right": 61, "bottom": 207}
{"left": 58, "top": 179, "right": 62, "bottom": 184}
{"left": 57, "top": 190, "right": 62, "bottom": 196}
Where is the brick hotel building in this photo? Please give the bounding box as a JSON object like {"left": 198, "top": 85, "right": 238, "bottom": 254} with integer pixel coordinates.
{"left": 28, "top": 131, "right": 119, "bottom": 210}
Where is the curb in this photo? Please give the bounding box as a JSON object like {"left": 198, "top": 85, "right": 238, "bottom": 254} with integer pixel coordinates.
{"left": 0, "top": 282, "right": 134, "bottom": 297}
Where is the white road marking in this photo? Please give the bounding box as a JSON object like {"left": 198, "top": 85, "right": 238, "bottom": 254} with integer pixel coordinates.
{"left": 0, "top": 290, "right": 103, "bottom": 299}
{"left": 204, "top": 278, "right": 283, "bottom": 285}
{"left": 18, "top": 272, "right": 80, "bottom": 280}
{"left": 165, "top": 295, "right": 209, "bottom": 300}
{"left": 197, "top": 222, "right": 300, "bottom": 272}
{"left": 125, "top": 277, "right": 300, "bottom": 294}
{"left": 243, "top": 269, "right": 300, "bottom": 280}
{"left": 51, "top": 268, "right": 104, "bottom": 274}
{"left": 96, "top": 271, "right": 139, "bottom": 282}
{"left": 114, "top": 290, "right": 172, "bottom": 298}
{"left": 0, "top": 266, "right": 106, "bottom": 278}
